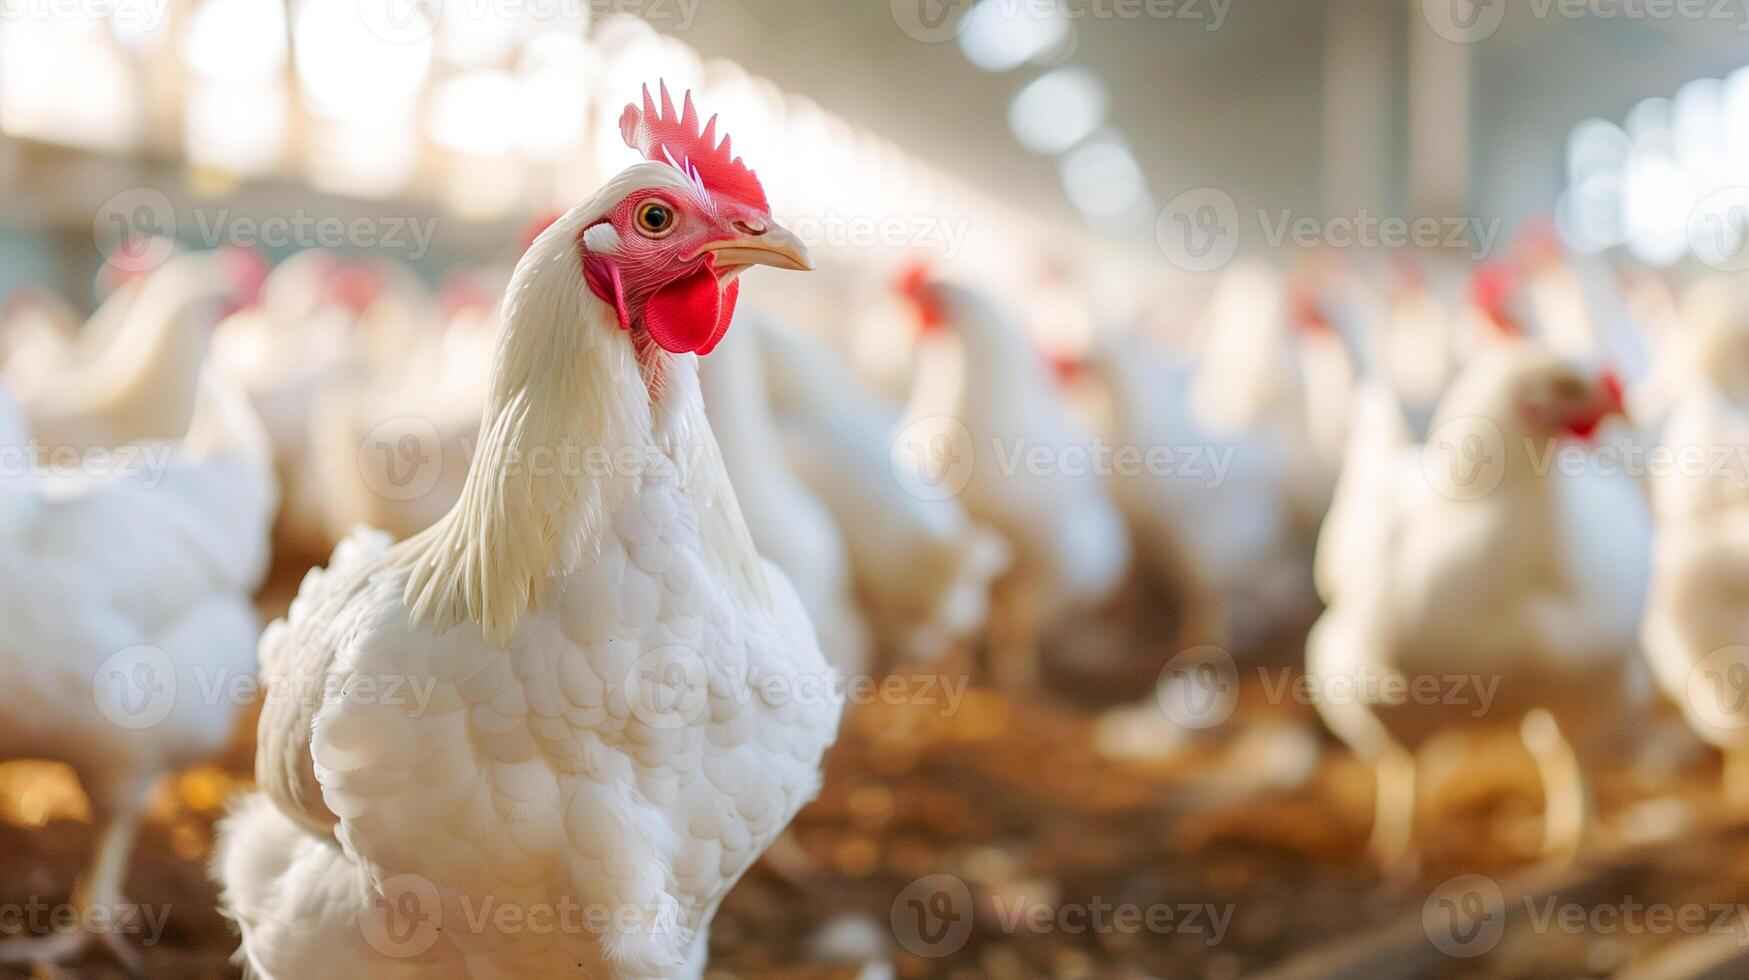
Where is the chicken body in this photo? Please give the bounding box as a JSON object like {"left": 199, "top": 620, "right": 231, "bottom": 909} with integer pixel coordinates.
{"left": 0, "top": 372, "right": 274, "bottom": 971}
{"left": 700, "top": 312, "right": 870, "bottom": 675}
{"left": 1310, "top": 344, "right": 1649, "bottom": 868}
{"left": 758, "top": 321, "right": 1008, "bottom": 666}
{"left": 217, "top": 158, "right": 839, "bottom": 980}
{"left": 899, "top": 280, "right": 1129, "bottom": 688}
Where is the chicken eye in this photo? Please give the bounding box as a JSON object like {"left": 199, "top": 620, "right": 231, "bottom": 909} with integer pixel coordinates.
{"left": 635, "top": 201, "right": 676, "bottom": 237}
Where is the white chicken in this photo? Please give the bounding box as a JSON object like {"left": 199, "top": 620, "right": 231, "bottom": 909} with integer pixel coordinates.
{"left": 0, "top": 370, "right": 274, "bottom": 972}
{"left": 306, "top": 271, "right": 501, "bottom": 547}
{"left": 699, "top": 310, "right": 870, "bottom": 675}
{"left": 1642, "top": 315, "right": 1749, "bottom": 799}
{"left": 1082, "top": 328, "right": 1308, "bottom": 652}
{"left": 19, "top": 248, "right": 258, "bottom": 452}
{"left": 896, "top": 272, "right": 1129, "bottom": 688}
{"left": 212, "top": 251, "right": 422, "bottom": 559}
{"left": 216, "top": 85, "right": 840, "bottom": 980}
{"left": 1310, "top": 343, "right": 1650, "bottom": 870}
{"left": 757, "top": 319, "right": 1009, "bottom": 666}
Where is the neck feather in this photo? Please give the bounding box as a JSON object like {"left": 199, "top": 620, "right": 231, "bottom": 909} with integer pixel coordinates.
{"left": 394, "top": 251, "right": 767, "bottom": 646}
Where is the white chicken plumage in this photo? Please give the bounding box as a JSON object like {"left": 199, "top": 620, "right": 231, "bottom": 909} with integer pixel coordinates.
{"left": 897, "top": 277, "right": 1129, "bottom": 688}
{"left": 1309, "top": 342, "right": 1650, "bottom": 869}
{"left": 216, "top": 156, "right": 839, "bottom": 979}
{"left": 1643, "top": 371, "right": 1749, "bottom": 800}
{"left": 0, "top": 368, "right": 275, "bottom": 972}
{"left": 757, "top": 319, "right": 1009, "bottom": 666}
{"left": 699, "top": 310, "right": 870, "bottom": 675}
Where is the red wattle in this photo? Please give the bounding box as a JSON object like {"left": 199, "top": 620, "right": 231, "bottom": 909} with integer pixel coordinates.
{"left": 698, "top": 278, "right": 738, "bottom": 356}
{"left": 643, "top": 258, "right": 725, "bottom": 354}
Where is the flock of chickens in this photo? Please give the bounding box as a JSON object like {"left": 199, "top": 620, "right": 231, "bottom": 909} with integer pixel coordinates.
{"left": 1, "top": 84, "right": 1748, "bottom": 977}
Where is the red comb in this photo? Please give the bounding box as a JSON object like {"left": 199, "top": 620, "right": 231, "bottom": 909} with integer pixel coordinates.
{"left": 1600, "top": 369, "right": 1625, "bottom": 413}
{"left": 1471, "top": 263, "right": 1521, "bottom": 335}
{"left": 895, "top": 261, "right": 942, "bottom": 332}
{"left": 620, "top": 81, "right": 768, "bottom": 212}
{"left": 1290, "top": 288, "right": 1330, "bottom": 334}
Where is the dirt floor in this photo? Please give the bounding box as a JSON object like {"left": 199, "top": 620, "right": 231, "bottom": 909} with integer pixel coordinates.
{"left": 3, "top": 566, "right": 1748, "bottom": 979}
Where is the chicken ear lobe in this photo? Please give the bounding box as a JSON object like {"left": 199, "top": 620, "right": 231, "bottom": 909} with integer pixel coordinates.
{"left": 583, "top": 254, "right": 631, "bottom": 333}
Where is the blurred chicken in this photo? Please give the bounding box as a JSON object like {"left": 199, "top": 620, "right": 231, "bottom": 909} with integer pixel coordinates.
{"left": 19, "top": 248, "right": 260, "bottom": 452}
{"left": 1083, "top": 325, "right": 1309, "bottom": 653}
{"left": 701, "top": 311, "right": 871, "bottom": 674}
{"left": 898, "top": 272, "right": 1129, "bottom": 689}
{"left": 212, "top": 251, "right": 427, "bottom": 558}
{"left": 1310, "top": 344, "right": 1649, "bottom": 871}
{"left": 0, "top": 370, "right": 274, "bottom": 972}
{"left": 0, "top": 286, "right": 81, "bottom": 382}
{"left": 1642, "top": 313, "right": 1749, "bottom": 799}
{"left": 759, "top": 320, "right": 1009, "bottom": 666}
{"left": 306, "top": 268, "right": 501, "bottom": 546}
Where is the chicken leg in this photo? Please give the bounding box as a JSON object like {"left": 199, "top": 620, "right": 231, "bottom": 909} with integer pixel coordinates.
{"left": 1366, "top": 744, "right": 1419, "bottom": 882}
{"left": 1522, "top": 709, "right": 1589, "bottom": 864}
{"left": 0, "top": 774, "right": 151, "bottom": 977}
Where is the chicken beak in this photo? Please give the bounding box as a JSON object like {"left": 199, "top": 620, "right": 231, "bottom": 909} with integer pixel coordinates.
{"left": 696, "top": 222, "right": 814, "bottom": 272}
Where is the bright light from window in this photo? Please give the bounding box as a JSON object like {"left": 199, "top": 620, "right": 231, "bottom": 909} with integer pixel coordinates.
{"left": 294, "top": 0, "right": 432, "bottom": 124}
{"left": 1059, "top": 133, "right": 1146, "bottom": 219}
{"left": 183, "top": 0, "right": 286, "bottom": 80}
{"left": 1622, "top": 149, "right": 1692, "bottom": 266}
{"left": 958, "top": 0, "right": 1070, "bottom": 72}
{"left": 1009, "top": 67, "right": 1106, "bottom": 155}
{"left": 428, "top": 71, "right": 517, "bottom": 156}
